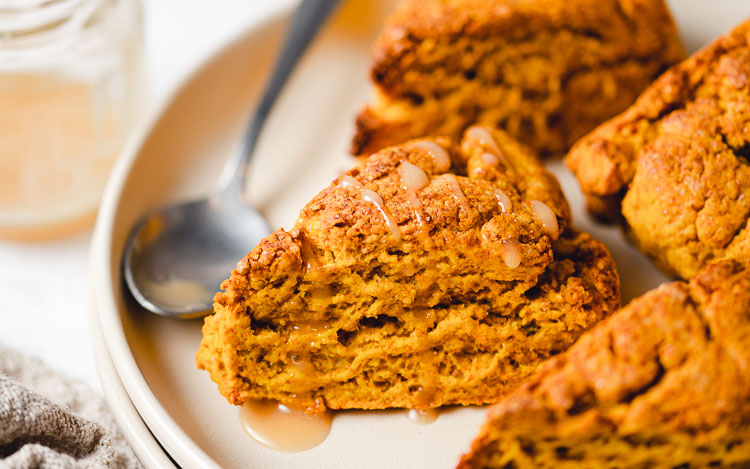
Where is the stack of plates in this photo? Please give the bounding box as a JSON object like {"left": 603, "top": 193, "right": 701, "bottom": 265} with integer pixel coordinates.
{"left": 89, "top": 2, "right": 749, "bottom": 467}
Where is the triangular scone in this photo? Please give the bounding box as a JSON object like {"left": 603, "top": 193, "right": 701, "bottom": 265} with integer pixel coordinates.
{"left": 566, "top": 19, "right": 750, "bottom": 279}
{"left": 196, "top": 127, "right": 620, "bottom": 412}
{"left": 351, "top": 0, "right": 683, "bottom": 156}
{"left": 459, "top": 258, "right": 750, "bottom": 469}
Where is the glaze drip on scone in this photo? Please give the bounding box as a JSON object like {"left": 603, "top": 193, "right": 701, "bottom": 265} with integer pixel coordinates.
{"left": 530, "top": 200, "right": 558, "bottom": 237}
{"left": 339, "top": 175, "right": 361, "bottom": 189}
{"left": 466, "top": 126, "right": 502, "bottom": 156}
{"left": 339, "top": 175, "right": 401, "bottom": 240}
{"left": 442, "top": 173, "right": 469, "bottom": 217}
{"left": 501, "top": 239, "right": 521, "bottom": 269}
{"left": 398, "top": 160, "right": 430, "bottom": 228}
{"left": 362, "top": 189, "right": 401, "bottom": 240}
{"left": 407, "top": 140, "right": 451, "bottom": 172}
{"left": 196, "top": 126, "right": 619, "bottom": 415}
{"left": 493, "top": 189, "right": 511, "bottom": 213}
{"left": 480, "top": 152, "right": 499, "bottom": 167}
{"left": 398, "top": 160, "right": 429, "bottom": 192}
{"left": 288, "top": 322, "right": 328, "bottom": 348}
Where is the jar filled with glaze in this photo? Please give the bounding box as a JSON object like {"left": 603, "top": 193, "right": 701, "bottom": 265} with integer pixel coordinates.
{"left": 0, "top": 0, "right": 144, "bottom": 239}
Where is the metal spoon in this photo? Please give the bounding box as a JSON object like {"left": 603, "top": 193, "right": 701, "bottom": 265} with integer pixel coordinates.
{"left": 123, "top": 0, "right": 341, "bottom": 318}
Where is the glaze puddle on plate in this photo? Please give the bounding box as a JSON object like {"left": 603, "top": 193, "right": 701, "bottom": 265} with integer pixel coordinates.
{"left": 239, "top": 402, "right": 442, "bottom": 453}
{"left": 407, "top": 408, "right": 440, "bottom": 425}
{"left": 240, "top": 401, "right": 333, "bottom": 452}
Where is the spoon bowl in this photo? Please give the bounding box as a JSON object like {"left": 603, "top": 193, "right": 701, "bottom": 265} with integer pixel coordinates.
{"left": 123, "top": 194, "right": 270, "bottom": 317}
{"left": 122, "top": 0, "right": 340, "bottom": 318}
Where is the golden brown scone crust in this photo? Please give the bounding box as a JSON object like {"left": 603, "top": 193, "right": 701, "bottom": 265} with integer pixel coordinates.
{"left": 459, "top": 258, "right": 750, "bottom": 469}
{"left": 351, "top": 0, "right": 683, "bottom": 157}
{"left": 196, "top": 127, "right": 620, "bottom": 412}
{"left": 566, "top": 19, "right": 750, "bottom": 279}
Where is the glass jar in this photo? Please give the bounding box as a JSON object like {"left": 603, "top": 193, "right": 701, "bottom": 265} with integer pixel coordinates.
{"left": 0, "top": 0, "right": 144, "bottom": 240}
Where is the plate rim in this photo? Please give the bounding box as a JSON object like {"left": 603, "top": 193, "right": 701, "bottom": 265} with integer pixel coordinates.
{"left": 88, "top": 289, "right": 178, "bottom": 469}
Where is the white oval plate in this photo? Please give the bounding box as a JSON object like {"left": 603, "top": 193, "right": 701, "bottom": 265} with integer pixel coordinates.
{"left": 91, "top": 1, "right": 750, "bottom": 468}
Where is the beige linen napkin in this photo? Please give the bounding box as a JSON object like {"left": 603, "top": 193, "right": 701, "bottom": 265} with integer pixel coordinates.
{"left": 0, "top": 344, "right": 141, "bottom": 468}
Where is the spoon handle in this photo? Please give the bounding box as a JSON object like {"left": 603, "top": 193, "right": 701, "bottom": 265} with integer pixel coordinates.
{"left": 218, "top": 0, "right": 341, "bottom": 195}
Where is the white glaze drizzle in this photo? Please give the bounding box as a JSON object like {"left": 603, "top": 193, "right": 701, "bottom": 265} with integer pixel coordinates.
{"left": 493, "top": 189, "right": 512, "bottom": 213}
{"left": 399, "top": 160, "right": 429, "bottom": 191}
{"left": 530, "top": 200, "right": 558, "bottom": 236}
{"left": 363, "top": 189, "right": 401, "bottom": 240}
{"left": 481, "top": 152, "right": 499, "bottom": 166}
{"left": 339, "top": 175, "right": 362, "bottom": 189}
{"left": 406, "top": 193, "right": 425, "bottom": 227}
{"left": 399, "top": 161, "right": 430, "bottom": 227}
{"left": 481, "top": 227, "right": 520, "bottom": 269}
{"left": 443, "top": 174, "right": 468, "bottom": 216}
{"left": 338, "top": 175, "right": 401, "bottom": 240}
{"left": 466, "top": 126, "right": 501, "bottom": 154}
{"left": 408, "top": 140, "right": 451, "bottom": 172}
{"left": 502, "top": 239, "right": 521, "bottom": 269}
{"left": 485, "top": 151, "right": 513, "bottom": 175}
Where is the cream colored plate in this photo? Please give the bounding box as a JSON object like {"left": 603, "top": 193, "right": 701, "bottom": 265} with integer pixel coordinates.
{"left": 91, "top": 2, "right": 750, "bottom": 468}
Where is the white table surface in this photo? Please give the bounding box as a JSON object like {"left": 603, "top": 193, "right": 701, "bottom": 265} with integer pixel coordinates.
{"left": 0, "top": 0, "right": 291, "bottom": 392}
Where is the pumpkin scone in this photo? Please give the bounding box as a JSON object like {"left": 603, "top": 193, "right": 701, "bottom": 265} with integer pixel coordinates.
{"left": 566, "top": 19, "right": 750, "bottom": 279}
{"left": 459, "top": 258, "right": 750, "bottom": 469}
{"left": 196, "top": 127, "right": 620, "bottom": 412}
{"left": 351, "top": 0, "right": 683, "bottom": 157}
